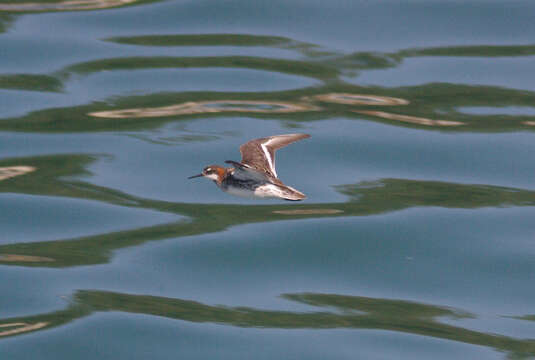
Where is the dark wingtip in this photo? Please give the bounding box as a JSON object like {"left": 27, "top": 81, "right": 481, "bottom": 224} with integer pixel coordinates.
{"left": 225, "top": 160, "right": 247, "bottom": 169}
{"left": 282, "top": 191, "right": 307, "bottom": 201}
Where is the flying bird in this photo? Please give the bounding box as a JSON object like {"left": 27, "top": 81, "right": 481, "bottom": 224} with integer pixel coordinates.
{"left": 188, "top": 133, "right": 310, "bottom": 201}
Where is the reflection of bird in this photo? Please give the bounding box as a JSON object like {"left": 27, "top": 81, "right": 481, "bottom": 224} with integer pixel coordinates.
{"left": 189, "top": 134, "right": 310, "bottom": 201}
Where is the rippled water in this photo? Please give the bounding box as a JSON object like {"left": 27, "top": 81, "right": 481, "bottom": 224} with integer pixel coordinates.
{"left": 1, "top": 1, "right": 535, "bottom": 359}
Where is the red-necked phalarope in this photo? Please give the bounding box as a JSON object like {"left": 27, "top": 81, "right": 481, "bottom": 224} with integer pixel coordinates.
{"left": 188, "top": 133, "right": 310, "bottom": 201}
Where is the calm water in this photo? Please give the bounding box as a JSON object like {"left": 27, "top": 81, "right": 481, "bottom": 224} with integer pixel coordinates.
{"left": 1, "top": 1, "right": 535, "bottom": 359}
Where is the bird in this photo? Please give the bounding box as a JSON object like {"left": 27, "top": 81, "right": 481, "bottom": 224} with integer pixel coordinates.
{"left": 188, "top": 133, "right": 310, "bottom": 201}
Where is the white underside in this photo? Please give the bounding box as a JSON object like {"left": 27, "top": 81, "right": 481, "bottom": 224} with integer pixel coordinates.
{"left": 224, "top": 184, "right": 286, "bottom": 199}
{"left": 224, "top": 185, "right": 259, "bottom": 198}
{"left": 254, "top": 184, "right": 288, "bottom": 198}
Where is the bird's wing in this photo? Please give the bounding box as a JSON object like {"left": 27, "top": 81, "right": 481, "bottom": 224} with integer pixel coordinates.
{"left": 239, "top": 133, "right": 310, "bottom": 178}
{"left": 225, "top": 160, "right": 270, "bottom": 182}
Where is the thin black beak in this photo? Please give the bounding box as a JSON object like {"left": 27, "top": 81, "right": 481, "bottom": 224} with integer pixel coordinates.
{"left": 188, "top": 173, "right": 204, "bottom": 179}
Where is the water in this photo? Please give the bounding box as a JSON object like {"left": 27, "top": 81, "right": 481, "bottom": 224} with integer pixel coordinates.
{"left": 1, "top": 1, "right": 535, "bottom": 359}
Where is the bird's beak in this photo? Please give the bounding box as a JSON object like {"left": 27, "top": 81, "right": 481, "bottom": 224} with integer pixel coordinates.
{"left": 188, "top": 173, "right": 204, "bottom": 179}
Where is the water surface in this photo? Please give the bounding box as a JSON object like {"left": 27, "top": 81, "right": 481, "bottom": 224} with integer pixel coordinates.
{"left": 1, "top": 1, "right": 535, "bottom": 359}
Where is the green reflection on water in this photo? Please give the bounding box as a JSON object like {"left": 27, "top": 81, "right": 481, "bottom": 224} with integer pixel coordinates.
{"left": 104, "top": 34, "right": 535, "bottom": 59}
{"left": 0, "top": 74, "right": 63, "bottom": 92}
{"left": 107, "top": 34, "right": 296, "bottom": 47}
{"left": 0, "top": 13, "right": 13, "bottom": 32}
{"left": 1, "top": 154, "right": 535, "bottom": 268}
{"left": 104, "top": 33, "right": 326, "bottom": 58}
{"left": 400, "top": 44, "right": 535, "bottom": 58}
{"left": 1, "top": 82, "right": 535, "bottom": 132}
{"left": 516, "top": 315, "right": 535, "bottom": 322}
{"left": 1, "top": 290, "right": 534, "bottom": 358}
{"left": 2, "top": 36, "right": 535, "bottom": 132}
{"left": 61, "top": 55, "right": 338, "bottom": 80}
{"left": 107, "top": 34, "right": 310, "bottom": 49}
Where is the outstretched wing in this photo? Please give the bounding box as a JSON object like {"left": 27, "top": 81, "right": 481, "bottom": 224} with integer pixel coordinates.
{"left": 239, "top": 133, "right": 310, "bottom": 178}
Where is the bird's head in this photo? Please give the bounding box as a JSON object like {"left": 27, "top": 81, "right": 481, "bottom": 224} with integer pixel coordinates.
{"left": 188, "top": 165, "right": 226, "bottom": 183}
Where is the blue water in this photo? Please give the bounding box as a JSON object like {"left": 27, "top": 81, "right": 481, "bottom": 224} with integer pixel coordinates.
{"left": 1, "top": 1, "right": 535, "bottom": 359}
